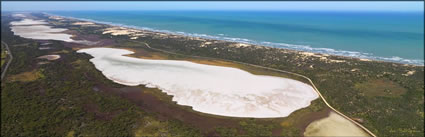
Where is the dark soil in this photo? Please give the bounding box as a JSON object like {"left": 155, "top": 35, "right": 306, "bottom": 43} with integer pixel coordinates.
{"left": 94, "top": 84, "right": 241, "bottom": 134}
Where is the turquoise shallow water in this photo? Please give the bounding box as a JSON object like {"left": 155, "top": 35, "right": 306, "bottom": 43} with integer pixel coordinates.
{"left": 49, "top": 10, "right": 424, "bottom": 65}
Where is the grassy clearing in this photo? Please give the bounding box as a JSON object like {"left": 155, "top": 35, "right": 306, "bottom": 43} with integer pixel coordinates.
{"left": 1, "top": 45, "right": 6, "bottom": 67}
{"left": 52, "top": 49, "right": 70, "bottom": 54}
{"left": 355, "top": 79, "right": 407, "bottom": 97}
{"left": 7, "top": 69, "right": 44, "bottom": 82}
{"left": 66, "top": 131, "right": 75, "bottom": 137}
{"left": 134, "top": 116, "right": 168, "bottom": 137}
{"left": 133, "top": 116, "right": 202, "bottom": 137}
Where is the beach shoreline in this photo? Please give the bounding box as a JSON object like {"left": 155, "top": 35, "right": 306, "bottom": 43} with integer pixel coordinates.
{"left": 43, "top": 12, "right": 423, "bottom": 67}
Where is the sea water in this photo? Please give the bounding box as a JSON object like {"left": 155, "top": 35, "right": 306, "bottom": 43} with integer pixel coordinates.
{"left": 49, "top": 10, "right": 424, "bottom": 65}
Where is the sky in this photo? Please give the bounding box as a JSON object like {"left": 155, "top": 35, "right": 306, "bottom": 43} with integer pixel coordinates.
{"left": 1, "top": 1, "right": 424, "bottom": 12}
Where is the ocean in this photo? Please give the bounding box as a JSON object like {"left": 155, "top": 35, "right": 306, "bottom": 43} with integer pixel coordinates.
{"left": 48, "top": 10, "right": 424, "bottom": 65}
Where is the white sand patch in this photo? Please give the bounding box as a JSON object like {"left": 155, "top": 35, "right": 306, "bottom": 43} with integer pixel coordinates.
{"left": 10, "top": 19, "right": 74, "bottom": 42}
{"left": 38, "top": 61, "right": 50, "bottom": 65}
{"left": 402, "top": 70, "right": 416, "bottom": 76}
{"left": 327, "top": 59, "right": 346, "bottom": 63}
{"left": 103, "top": 29, "right": 132, "bottom": 35}
{"left": 351, "top": 68, "right": 360, "bottom": 72}
{"left": 78, "top": 48, "right": 319, "bottom": 118}
{"left": 300, "top": 52, "right": 324, "bottom": 58}
{"left": 360, "top": 58, "right": 371, "bottom": 62}
{"left": 49, "top": 16, "right": 64, "bottom": 20}
{"left": 72, "top": 22, "right": 100, "bottom": 27}
{"left": 200, "top": 42, "right": 212, "bottom": 47}
{"left": 37, "top": 55, "right": 60, "bottom": 60}
{"left": 299, "top": 52, "right": 345, "bottom": 63}
{"left": 134, "top": 33, "right": 146, "bottom": 36}
{"left": 102, "top": 27, "right": 142, "bottom": 36}
{"left": 38, "top": 47, "right": 52, "bottom": 50}
{"left": 72, "top": 22, "right": 95, "bottom": 25}
{"left": 304, "top": 112, "right": 370, "bottom": 137}
{"left": 231, "top": 43, "right": 251, "bottom": 48}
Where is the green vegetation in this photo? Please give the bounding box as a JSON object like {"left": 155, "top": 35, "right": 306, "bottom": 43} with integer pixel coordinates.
{"left": 2, "top": 12, "right": 423, "bottom": 137}
{"left": 140, "top": 38, "right": 424, "bottom": 136}
{"left": 3, "top": 13, "right": 321, "bottom": 137}
{"left": 0, "top": 39, "right": 203, "bottom": 136}
{"left": 355, "top": 79, "right": 408, "bottom": 97}
{"left": 1, "top": 45, "right": 6, "bottom": 67}
{"left": 1, "top": 14, "right": 202, "bottom": 136}
{"left": 7, "top": 69, "right": 45, "bottom": 82}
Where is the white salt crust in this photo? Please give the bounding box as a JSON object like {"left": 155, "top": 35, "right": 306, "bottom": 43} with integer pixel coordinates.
{"left": 78, "top": 48, "right": 319, "bottom": 118}
{"left": 10, "top": 19, "right": 74, "bottom": 42}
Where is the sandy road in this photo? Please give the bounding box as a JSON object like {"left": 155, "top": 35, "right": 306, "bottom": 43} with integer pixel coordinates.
{"left": 137, "top": 40, "right": 377, "bottom": 137}
{"left": 1, "top": 41, "right": 13, "bottom": 81}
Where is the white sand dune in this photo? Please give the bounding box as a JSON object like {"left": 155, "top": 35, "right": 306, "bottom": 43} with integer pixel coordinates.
{"left": 304, "top": 112, "right": 370, "bottom": 137}
{"left": 78, "top": 47, "right": 319, "bottom": 118}
{"left": 10, "top": 19, "right": 74, "bottom": 42}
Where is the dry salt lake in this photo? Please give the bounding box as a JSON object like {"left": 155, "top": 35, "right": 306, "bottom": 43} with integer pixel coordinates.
{"left": 304, "top": 112, "right": 371, "bottom": 137}
{"left": 10, "top": 19, "right": 74, "bottom": 42}
{"left": 78, "top": 47, "right": 319, "bottom": 118}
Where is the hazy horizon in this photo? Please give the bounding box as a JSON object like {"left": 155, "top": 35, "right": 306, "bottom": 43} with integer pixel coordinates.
{"left": 2, "top": 2, "right": 424, "bottom": 12}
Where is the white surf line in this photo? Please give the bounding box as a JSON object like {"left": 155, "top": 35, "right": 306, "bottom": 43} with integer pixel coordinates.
{"left": 137, "top": 40, "right": 377, "bottom": 137}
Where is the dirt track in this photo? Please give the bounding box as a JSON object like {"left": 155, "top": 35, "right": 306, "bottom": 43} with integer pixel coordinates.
{"left": 1, "top": 41, "right": 13, "bottom": 80}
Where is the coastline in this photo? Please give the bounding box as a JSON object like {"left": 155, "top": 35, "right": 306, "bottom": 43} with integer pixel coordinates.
{"left": 44, "top": 12, "right": 424, "bottom": 67}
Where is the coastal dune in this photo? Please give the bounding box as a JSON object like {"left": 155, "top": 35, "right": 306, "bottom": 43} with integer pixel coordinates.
{"left": 78, "top": 47, "right": 319, "bottom": 118}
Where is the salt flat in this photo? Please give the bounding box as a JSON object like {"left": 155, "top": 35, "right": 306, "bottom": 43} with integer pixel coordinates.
{"left": 10, "top": 19, "right": 74, "bottom": 42}
{"left": 78, "top": 47, "right": 319, "bottom": 118}
{"left": 304, "top": 111, "right": 370, "bottom": 137}
{"left": 10, "top": 19, "right": 48, "bottom": 25}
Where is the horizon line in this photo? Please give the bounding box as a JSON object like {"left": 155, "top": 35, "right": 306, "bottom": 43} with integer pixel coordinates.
{"left": 2, "top": 9, "right": 424, "bottom": 12}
